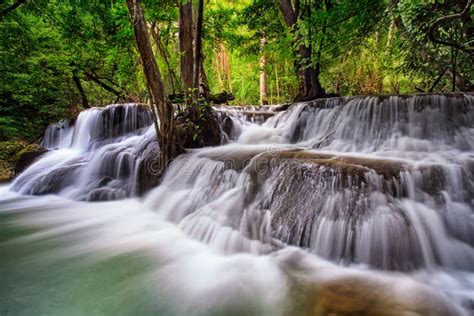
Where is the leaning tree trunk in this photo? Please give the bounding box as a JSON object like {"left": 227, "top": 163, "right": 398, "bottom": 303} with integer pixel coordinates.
{"left": 179, "top": 0, "right": 194, "bottom": 104}
{"left": 72, "top": 70, "right": 89, "bottom": 109}
{"left": 126, "top": 0, "right": 177, "bottom": 171}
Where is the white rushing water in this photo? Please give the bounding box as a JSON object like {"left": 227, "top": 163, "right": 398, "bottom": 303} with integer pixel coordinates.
{"left": 1, "top": 93, "right": 474, "bottom": 315}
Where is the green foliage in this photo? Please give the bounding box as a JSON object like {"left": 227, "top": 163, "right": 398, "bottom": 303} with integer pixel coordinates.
{"left": 0, "top": 0, "right": 472, "bottom": 142}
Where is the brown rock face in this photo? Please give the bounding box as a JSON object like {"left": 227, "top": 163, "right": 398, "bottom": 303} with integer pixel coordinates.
{"left": 303, "top": 276, "right": 461, "bottom": 316}
{"left": 260, "top": 150, "right": 405, "bottom": 180}
{"left": 14, "top": 144, "right": 49, "bottom": 176}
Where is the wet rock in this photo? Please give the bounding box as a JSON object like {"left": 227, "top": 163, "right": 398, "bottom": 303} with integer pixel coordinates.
{"left": 87, "top": 187, "right": 127, "bottom": 202}
{"left": 219, "top": 149, "right": 428, "bottom": 270}
{"left": 0, "top": 140, "right": 28, "bottom": 182}
{"left": 99, "top": 103, "right": 152, "bottom": 140}
{"left": 273, "top": 103, "right": 291, "bottom": 112}
{"left": 270, "top": 150, "right": 405, "bottom": 180}
{"left": 176, "top": 109, "right": 223, "bottom": 149}
{"left": 240, "top": 111, "right": 275, "bottom": 123}
{"left": 222, "top": 115, "right": 234, "bottom": 137}
{"left": 14, "top": 144, "right": 49, "bottom": 175}
{"left": 210, "top": 91, "right": 235, "bottom": 104}
{"left": 0, "top": 161, "right": 14, "bottom": 182}
{"left": 22, "top": 163, "right": 82, "bottom": 195}
{"left": 304, "top": 276, "right": 462, "bottom": 316}
{"left": 136, "top": 141, "right": 162, "bottom": 195}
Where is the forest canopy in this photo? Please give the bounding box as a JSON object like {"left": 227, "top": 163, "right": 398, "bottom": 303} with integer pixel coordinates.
{"left": 0, "top": 0, "right": 472, "bottom": 142}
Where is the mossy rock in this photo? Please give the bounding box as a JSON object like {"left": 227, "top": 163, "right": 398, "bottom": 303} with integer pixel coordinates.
{"left": 303, "top": 275, "right": 462, "bottom": 316}
{"left": 0, "top": 161, "right": 14, "bottom": 182}
{"left": 14, "top": 143, "right": 48, "bottom": 175}
{"left": 0, "top": 140, "right": 29, "bottom": 182}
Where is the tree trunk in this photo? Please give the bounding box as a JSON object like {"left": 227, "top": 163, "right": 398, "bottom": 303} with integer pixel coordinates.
{"left": 259, "top": 37, "right": 268, "bottom": 105}
{"left": 193, "top": 0, "right": 204, "bottom": 105}
{"left": 179, "top": 0, "right": 194, "bottom": 104}
{"left": 199, "top": 54, "right": 211, "bottom": 101}
{"left": 72, "top": 70, "right": 89, "bottom": 109}
{"left": 297, "top": 45, "right": 324, "bottom": 101}
{"left": 277, "top": 0, "right": 325, "bottom": 101}
{"left": 126, "top": 0, "right": 177, "bottom": 171}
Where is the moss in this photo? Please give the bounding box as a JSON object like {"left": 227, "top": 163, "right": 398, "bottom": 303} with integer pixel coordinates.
{"left": 0, "top": 140, "right": 29, "bottom": 162}
{"left": 0, "top": 140, "right": 29, "bottom": 182}
{"left": 14, "top": 143, "right": 46, "bottom": 160}
{"left": 0, "top": 141, "right": 48, "bottom": 182}
{"left": 14, "top": 143, "right": 48, "bottom": 175}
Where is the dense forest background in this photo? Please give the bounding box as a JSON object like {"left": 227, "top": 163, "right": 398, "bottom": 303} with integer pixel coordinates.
{"left": 0, "top": 0, "right": 472, "bottom": 143}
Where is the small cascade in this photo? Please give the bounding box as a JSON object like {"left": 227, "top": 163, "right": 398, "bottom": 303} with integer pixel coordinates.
{"left": 214, "top": 105, "right": 278, "bottom": 141}
{"left": 40, "top": 119, "right": 73, "bottom": 149}
{"left": 267, "top": 93, "right": 473, "bottom": 153}
{"left": 70, "top": 103, "right": 153, "bottom": 150}
{"left": 11, "top": 104, "right": 155, "bottom": 201}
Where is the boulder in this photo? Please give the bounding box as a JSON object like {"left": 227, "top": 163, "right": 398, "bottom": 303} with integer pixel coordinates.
{"left": 0, "top": 140, "right": 28, "bottom": 182}
{"left": 304, "top": 275, "right": 462, "bottom": 316}
{"left": 14, "top": 144, "right": 49, "bottom": 175}
{"left": 136, "top": 141, "right": 162, "bottom": 195}
{"left": 0, "top": 161, "right": 14, "bottom": 182}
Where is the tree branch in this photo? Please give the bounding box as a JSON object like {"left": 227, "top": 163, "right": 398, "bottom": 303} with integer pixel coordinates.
{"left": 83, "top": 70, "right": 124, "bottom": 100}
{"left": 0, "top": 0, "right": 26, "bottom": 20}
{"left": 428, "top": 0, "right": 473, "bottom": 54}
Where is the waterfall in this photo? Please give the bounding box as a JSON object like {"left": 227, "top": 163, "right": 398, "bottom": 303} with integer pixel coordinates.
{"left": 41, "top": 119, "right": 73, "bottom": 149}
{"left": 11, "top": 104, "right": 155, "bottom": 201}
{"left": 2, "top": 93, "right": 474, "bottom": 314}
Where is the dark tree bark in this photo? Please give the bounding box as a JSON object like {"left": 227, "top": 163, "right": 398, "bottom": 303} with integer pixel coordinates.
{"left": 72, "top": 70, "right": 89, "bottom": 109}
{"left": 126, "top": 0, "right": 177, "bottom": 170}
{"left": 193, "top": 0, "right": 204, "bottom": 105}
{"left": 179, "top": 0, "right": 194, "bottom": 104}
{"left": 277, "top": 0, "right": 325, "bottom": 101}
{"left": 0, "top": 0, "right": 26, "bottom": 20}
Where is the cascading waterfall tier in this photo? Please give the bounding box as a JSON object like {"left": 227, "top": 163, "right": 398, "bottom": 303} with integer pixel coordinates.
{"left": 253, "top": 93, "right": 474, "bottom": 271}
{"left": 11, "top": 104, "right": 156, "bottom": 201}
{"left": 267, "top": 93, "right": 473, "bottom": 153}
{"left": 3, "top": 93, "right": 474, "bottom": 314}
{"left": 9, "top": 94, "right": 474, "bottom": 271}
